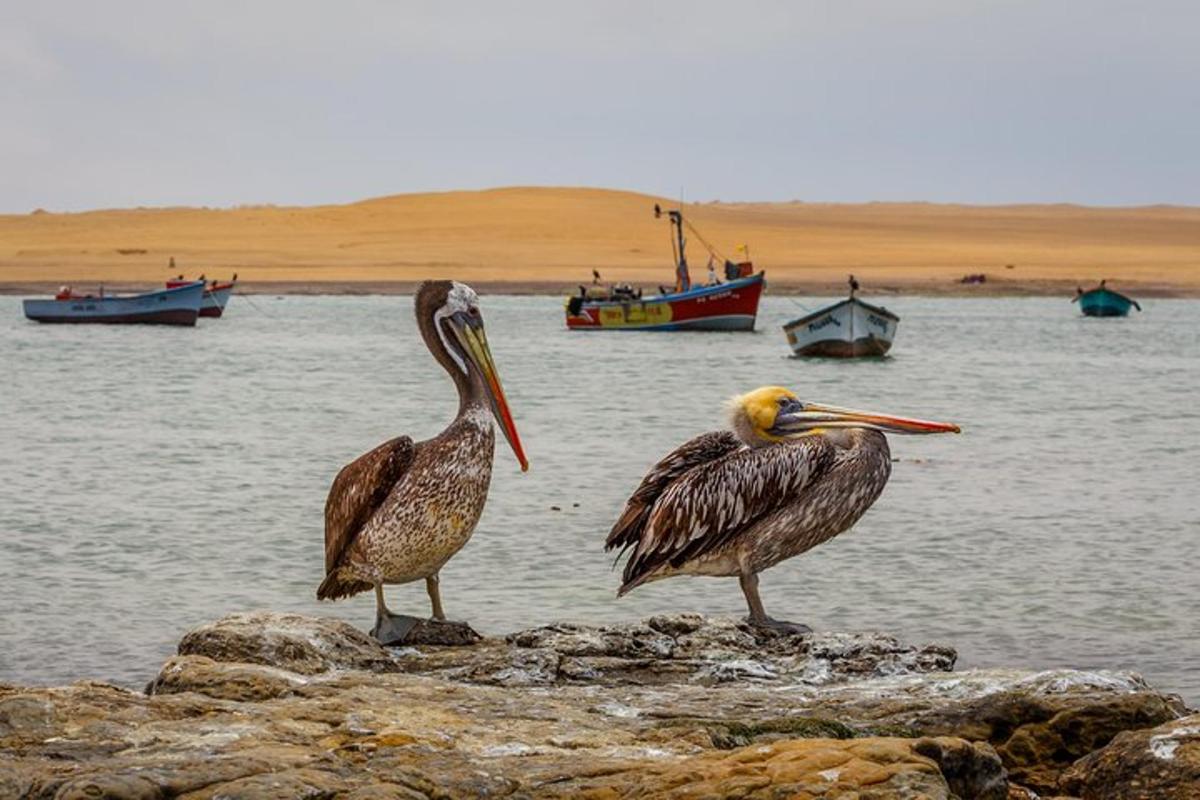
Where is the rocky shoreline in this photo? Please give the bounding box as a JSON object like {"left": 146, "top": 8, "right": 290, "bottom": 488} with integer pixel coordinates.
{"left": 1, "top": 612, "right": 1196, "bottom": 799}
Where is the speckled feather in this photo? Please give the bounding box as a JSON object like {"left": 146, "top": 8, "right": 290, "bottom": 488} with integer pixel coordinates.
{"left": 321, "top": 410, "right": 494, "bottom": 597}
{"left": 319, "top": 435, "right": 416, "bottom": 598}
{"left": 609, "top": 428, "right": 893, "bottom": 592}
{"left": 605, "top": 431, "right": 743, "bottom": 557}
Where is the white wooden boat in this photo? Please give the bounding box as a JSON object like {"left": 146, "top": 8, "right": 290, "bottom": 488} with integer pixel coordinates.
{"left": 783, "top": 296, "right": 899, "bottom": 357}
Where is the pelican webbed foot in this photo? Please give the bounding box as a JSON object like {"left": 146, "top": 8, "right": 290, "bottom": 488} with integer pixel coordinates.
{"left": 370, "top": 613, "right": 482, "bottom": 646}
{"left": 738, "top": 573, "right": 812, "bottom": 636}
{"left": 370, "top": 612, "right": 423, "bottom": 645}
{"left": 746, "top": 615, "right": 812, "bottom": 636}
{"left": 370, "top": 581, "right": 481, "bottom": 646}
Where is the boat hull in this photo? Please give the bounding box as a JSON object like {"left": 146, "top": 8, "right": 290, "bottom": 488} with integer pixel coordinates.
{"left": 23, "top": 282, "right": 204, "bottom": 326}
{"left": 200, "top": 285, "right": 234, "bottom": 317}
{"left": 1079, "top": 288, "right": 1137, "bottom": 317}
{"left": 793, "top": 337, "right": 893, "bottom": 358}
{"left": 783, "top": 297, "right": 899, "bottom": 358}
{"left": 167, "top": 280, "right": 235, "bottom": 318}
{"left": 565, "top": 273, "right": 765, "bottom": 331}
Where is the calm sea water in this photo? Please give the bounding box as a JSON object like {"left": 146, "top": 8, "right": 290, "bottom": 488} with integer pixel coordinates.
{"left": 1, "top": 294, "right": 1197, "bottom": 702}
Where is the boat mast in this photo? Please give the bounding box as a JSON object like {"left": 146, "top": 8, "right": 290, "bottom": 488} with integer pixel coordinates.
{"left": 669, "top": 211, "right": 690, "bottom": 291}
{"left": 669, "top": 210, "right": 687, "bottom": 273}
{"left": 848, "top": 275, "right": 861, "bottom": 349}
{"left": 655, "top": 203, "right": 691, "bottom": 292}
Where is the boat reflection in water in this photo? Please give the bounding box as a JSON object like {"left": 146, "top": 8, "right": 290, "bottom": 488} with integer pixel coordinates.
{"left": 565, "top": 205, "right": 765, "bottom": 331}
{"left": 783, "top": 276, "right": 899, "bottom": 358}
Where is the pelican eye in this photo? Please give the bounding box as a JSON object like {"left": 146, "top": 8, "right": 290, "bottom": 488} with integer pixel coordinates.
{"left": 778, "top": 397, "right": 804, "bottom": 415}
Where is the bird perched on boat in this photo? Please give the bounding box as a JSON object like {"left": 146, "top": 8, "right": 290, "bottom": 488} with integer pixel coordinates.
{"left": 317, "top": 280, "right": 528, "bottom": 643}
{"left": 605, "top": 386, "right": 958, "bottom": 632}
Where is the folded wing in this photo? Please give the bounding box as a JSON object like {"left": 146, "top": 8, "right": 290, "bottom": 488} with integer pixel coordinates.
{"left": 605, "top": 431, "right": 742, "bottom": 557}
{"left": 318, "top": 435, "right": 416, "bottom": 599}
{"left": 613, "top": 434, "right": 835, "bottom": 593}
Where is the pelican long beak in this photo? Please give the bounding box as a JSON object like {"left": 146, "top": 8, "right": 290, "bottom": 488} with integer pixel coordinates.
{"left": 771, "top": 402, "right": 960, "bottom": 436}
{"left": 447, "top": 313, "right": 529, "bottom": 471}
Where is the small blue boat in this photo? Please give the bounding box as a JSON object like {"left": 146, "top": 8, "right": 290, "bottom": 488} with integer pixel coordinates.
{"left": 1073, "top": 283, "right": 1141, "bottom": 318}
{"left": 23, "top": 281, "right": 205, "bottom": 326}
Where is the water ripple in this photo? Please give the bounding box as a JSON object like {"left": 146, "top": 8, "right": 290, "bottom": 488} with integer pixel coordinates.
{"left": 0, "top": 295, "right": 1196, "bottom": 702}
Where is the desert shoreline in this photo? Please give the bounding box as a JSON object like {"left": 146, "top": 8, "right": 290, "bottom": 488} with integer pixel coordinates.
{"left": 4, "top": 185, "right": 1195, "bottom": 298}
{"left": 2, "top": 277, "right": 1197, "bottom": 298}
{"left": 4, "top": 187, "right": 1198, "bottom": 298}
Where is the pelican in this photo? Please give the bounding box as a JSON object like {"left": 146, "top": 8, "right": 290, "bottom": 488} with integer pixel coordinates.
{"left": 605, "top": 386, "right": 958, "bottom": 632}
{"left": 317, "top": 280, "right": 528, "bottom": 642}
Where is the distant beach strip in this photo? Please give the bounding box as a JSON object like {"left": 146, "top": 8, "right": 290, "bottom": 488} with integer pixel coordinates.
{"left": 2, "top": 187, "right": 1198, "bottom": 296}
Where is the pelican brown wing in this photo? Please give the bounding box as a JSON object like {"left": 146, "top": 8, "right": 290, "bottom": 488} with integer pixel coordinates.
{"left": 317, "top": 435, "right": 416, "bottom": 600}
{"left": 605, "top": 430, "right": 743, "bottom": 557}
{"left": 615, "top": 435, "right": 836, "bottom": 593}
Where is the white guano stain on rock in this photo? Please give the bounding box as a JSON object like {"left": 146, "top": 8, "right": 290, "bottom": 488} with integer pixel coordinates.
{"left": 1149, "top": 725, "right": 1200, "bottom": 760}
{"left": 594, "top": 701, "right": 642, "bottom": 718}
{"left": 480, "top": 742, "right": 536, "bottom": 757}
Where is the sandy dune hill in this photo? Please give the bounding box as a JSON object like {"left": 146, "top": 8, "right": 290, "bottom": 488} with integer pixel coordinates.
{"left": 2, "top": 187, "right": 1197, "bottom": 294}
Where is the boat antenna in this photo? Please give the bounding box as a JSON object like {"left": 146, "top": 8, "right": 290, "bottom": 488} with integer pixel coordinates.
{"left": 679, "top": 215, "right": 729, "bottom": 264}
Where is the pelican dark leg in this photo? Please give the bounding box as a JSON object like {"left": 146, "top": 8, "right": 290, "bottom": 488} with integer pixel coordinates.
{"left": 374, "top": 583, "right": 391, "bottom": 617}
{"left": 739, "top": 573, "right": 812, "bottom": 635}
{"left": 370, "top": 582, "right": 421, "bottom": 644}
{"left": 426, "top": 573, "right": 446, "bottom": 621}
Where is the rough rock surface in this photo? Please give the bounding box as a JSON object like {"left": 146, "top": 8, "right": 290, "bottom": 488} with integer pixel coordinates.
{"left": 176, "top": 612, "right": 399, "bottom": 675}
{"left": 587, "top": 735, "right": 1007, "bottom": 799}
{"left": 904, "top": 672, "right": 1184, "bottom": 794}
{"left": 1061, "top": 713, "right": 1200, "bottom": 799}
{"left": 386, "top": 618, "right": 481, "bottom": 648}
{"left": 0, "top": 612, "right": 1192, "bottom": 799}
{"left": 381, "top": 613, "right": 956, "bottom": 689}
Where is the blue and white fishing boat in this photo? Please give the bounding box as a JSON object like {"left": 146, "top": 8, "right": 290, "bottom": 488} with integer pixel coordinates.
{"left": 1073, "top": 282, "right": 1141, "bottom": 317}
{"left": 23, "top": 281, "right": 205, "bottom": 326}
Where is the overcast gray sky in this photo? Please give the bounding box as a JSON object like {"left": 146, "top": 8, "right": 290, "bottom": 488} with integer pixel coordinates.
{"left": 3, "top": 1, "right": 1198, "bottom": 212}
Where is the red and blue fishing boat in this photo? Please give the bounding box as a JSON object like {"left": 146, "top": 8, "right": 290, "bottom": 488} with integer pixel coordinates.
{"left": 565, "top": 206, "right": 765, "bottom": 331}
{"left": 167, "top": 274, "right": 237, "bottom": 318}
{"left": 1072, "top": 281, "right": 1141, "bottom": 317}
{"left": 23, "top": 281, "right": 205, "bottom": 326}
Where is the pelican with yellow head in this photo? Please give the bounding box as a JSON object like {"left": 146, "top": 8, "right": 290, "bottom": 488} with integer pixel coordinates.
{"left": 318, "top": 280, "right": 528, "bottom": 643}
{"left": 606, "top": 386, "right": 958, "bottom": 632}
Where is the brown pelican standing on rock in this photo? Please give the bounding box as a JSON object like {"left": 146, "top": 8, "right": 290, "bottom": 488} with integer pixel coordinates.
{"left": 606, "top": 386, "right": 958, "bottom": 632}
{"left": 318, "top": 280, "right": 528, "bottom": 644}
